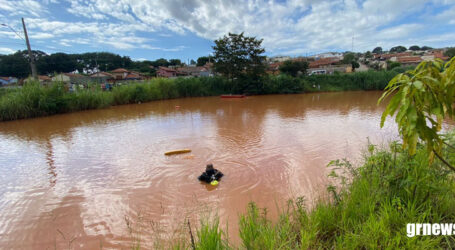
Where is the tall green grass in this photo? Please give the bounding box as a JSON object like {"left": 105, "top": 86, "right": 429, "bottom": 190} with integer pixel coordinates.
{"left": 0, "top": 71, "right": 399, "bottom": 121}
{"left": 236, "top": 137, "right": 455, "bottom": 249}
{"left": 303, "top": 70, "right": 398, "bottom": 92}
{"left": 0, "top": 77, "right": 232, "bottom": 121}
{"left": 195, "top": 219, "right": 229, "bottom": 250}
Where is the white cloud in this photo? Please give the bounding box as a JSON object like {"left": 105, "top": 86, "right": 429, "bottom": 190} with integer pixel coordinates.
{"left": 51, "top": 0, "right": 455, "bottom": 54}
{"left": 2, "top": 0, "right": 454, "bottom": 55}
{"left": 29, "top": 33, "right": 55, "bottom": 39}
{"left": 0, "top": 47, "right": 16, "bottom": 54}
{"left": 0, "top": 0, "right": 48, "bottom": 17}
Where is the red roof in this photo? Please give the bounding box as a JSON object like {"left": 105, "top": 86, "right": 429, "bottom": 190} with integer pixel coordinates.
{"left": 125, "top": 73, "right": 141, "bottom": 79}
{"left": 176, "top": 66, "right": 208, "bottom": 74}
{"left": 433, "top": 52, "right": 450, "bottom": 61}
{"left": 309, "top": 57, "right": 340, "bottom": 68}
{"left": 397, "top": 56, "right": 422, "bottom": 63}
{"left": 90, "top": 72, "right": 114, "bottom": 78}
{"left": 64, "top": 73, "right": 82, "bottom": 77}
{"left": 111, "top": 68, "right": 129, "bottom": 73}
{"left": 375, "top": 52, "right": 412, "bottom": 59}
{"left": 39, "top": 75, "right": 51, "bottom": 81}
{"left": 158, "top": 66, "right": 177, "bottom": 72}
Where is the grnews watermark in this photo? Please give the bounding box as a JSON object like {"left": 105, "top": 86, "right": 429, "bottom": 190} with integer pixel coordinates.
{"left": 407, "top": 223, "right": 455, "bottom": 237}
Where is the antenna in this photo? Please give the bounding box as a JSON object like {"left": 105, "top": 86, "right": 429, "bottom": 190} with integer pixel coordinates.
{"left": 352, "top": 36, "right": 354, "bottom": 52}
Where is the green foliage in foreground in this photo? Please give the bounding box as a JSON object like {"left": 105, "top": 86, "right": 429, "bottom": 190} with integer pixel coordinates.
{"left": 0, "top": 70, "right": 399, "bottom": 121}
{"left": 164, "top": 135, "right": 455, "bottom": 249}
{"left": 379, "top": 58, "right": 455, "bottom": 162}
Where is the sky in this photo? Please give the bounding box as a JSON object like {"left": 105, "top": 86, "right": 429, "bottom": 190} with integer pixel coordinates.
{"left": 0, "top": 0, "right": 454, "bottom": 61}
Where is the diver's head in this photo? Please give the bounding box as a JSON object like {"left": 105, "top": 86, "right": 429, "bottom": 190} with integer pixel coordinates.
{"left": 206, "top": 164, "right": 214, "bottom": 171}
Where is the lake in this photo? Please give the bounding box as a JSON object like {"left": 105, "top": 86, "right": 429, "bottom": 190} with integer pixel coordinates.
{"left": 0, "top": 91, "right": 404, "bottom": 248}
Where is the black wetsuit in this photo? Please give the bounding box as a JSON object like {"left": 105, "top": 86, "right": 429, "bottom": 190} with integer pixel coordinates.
{"left": 198, "top": 169, "right": 223, "bottom": 183}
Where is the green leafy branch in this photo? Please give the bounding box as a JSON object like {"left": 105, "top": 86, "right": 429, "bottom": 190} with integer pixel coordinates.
{"left": 378, "top": 57, "right": 455, "bottom": 170}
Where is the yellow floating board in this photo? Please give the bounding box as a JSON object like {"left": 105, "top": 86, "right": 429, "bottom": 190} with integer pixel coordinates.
{"left": 210, "top": 180, "right": 219, "bottom": 186}
{"left": 164, "top": 149, "right": 192, "bottom": 156}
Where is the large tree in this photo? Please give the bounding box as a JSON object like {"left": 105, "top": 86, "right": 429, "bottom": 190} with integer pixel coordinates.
{"left": 444, "top": 47, "right": 455, "bottom": 59}
{"left": 372, "top": 47, "right": 383, "bottom": 54}
{"left": 37, "top": 52, "right": 77, "bottom": 74}
{"left": 390, "top": 46, "right": 407, "bottom": 53}
{"left": 196, "top": 56, "right": 213, "bottom": 66}
{"left": 169, "top": 59, "right": 182, "bottom": 66}
{"left": 409, "top": 45, "right": 420, "bottom": 51}
{"left": 342, "top": 52, "right": 360, "bottom": 71}
{"left": 151, "top": 58, "right": 169, "bottom": 67}
{"left": 212, "top": 32, "right": 266, "bottom": 82}
{"left": 421, "top": 46, "right": 433, "bottom": 51}
{"left": 0, "top": 51, "right": 30, "bottom": 77}
{"left": 279, "top": 60, "right": 309, "bottom": 77}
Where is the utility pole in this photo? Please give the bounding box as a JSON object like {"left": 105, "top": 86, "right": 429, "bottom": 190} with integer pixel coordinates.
{"left": 22, "top": 17, "right": 37, "bottom": 80}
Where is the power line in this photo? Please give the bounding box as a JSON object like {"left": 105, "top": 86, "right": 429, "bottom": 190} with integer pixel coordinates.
{"left": 0, "top": 23, "right": 25, "bottom": 41}
{"left": 0, "top": 41, "right": 26, "bottom": 46}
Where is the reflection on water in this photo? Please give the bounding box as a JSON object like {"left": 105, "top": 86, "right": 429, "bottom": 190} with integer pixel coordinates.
{"left": 0, "top": 91, "right": 431, "bottom": 248}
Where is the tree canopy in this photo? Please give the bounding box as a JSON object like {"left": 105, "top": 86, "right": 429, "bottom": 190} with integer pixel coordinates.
{"left": 0, "top": 51, "right": 31, "bottom": 78}
{"left": 169, "top": 59, "right": 182, "bottom": 66}
{"left": 409, "top": 45, "right": 420, "bottom": 51}
{"left": 342, "top": 53, "right": 360, "bottom": 71}
{"left": 444, "top": 48, "right": 455, "bottom": 59}
{"left": 390, "top": 46, "right": 407, "bottom": 53}
{"left": 0, "top": 50, "right": 187, "bottom": 77}
{"left": 372, "top": 47, "right": 383, "bottom": 54}
{"left": 342, "top": 53, "right": 356, "bottom": 64}
{"left": 279, "top": 60, "right": 309, "bottom": 77}
{"left": 212, "top": 32, "right": 266, "bottom": 93}
{"left": 196, "top": 56, "right": 213, "bottom": 66}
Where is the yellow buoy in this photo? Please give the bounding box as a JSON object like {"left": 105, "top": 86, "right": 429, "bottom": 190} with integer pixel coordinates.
{"left": 164, "top": 149, "right": 192, "bottom": 156}
{"left": 210, "top": 180, "right": 219, "bottom": 186}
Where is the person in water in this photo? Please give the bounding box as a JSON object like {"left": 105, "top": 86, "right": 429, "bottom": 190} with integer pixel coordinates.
{"left": 198, "top": 164, "right": 223, "bottom": 183}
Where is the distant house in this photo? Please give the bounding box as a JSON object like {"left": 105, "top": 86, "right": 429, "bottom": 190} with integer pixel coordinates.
{"left": 125, "top": 72, "right": 143, "bottom": 80}
{"left": 267, "top": 56, "right": 291, "bottom": 62}
{"left": 266, "top": 62, "right": 282, "bottom": 75}
{"left": 308, "top": 57, "right": 341, "bottom": 68}
{"left": 52, "top": 73, "right": 87, "bottom": 84}
{"left": 421, "top": 51, "right": 450, "bottom": 62}
{"left": 90, "top": 72, "right": 114, "bottom": 84}
{"left": 157, "top": 66, "right": 179, "bottom": 78}
{"left": 311, "top": 52, "right": 344, "bottom": 59}
{"left": 374, "top": 52, "right": 412, "bottom": 61}
{"left": 176, "top": 66, "right": 213, "bottom": 77}
{"left": 111, "top": 68, "right": 130, "bottom": 80}
{"left": 0, "top": 76, "right": 18, "bottom": 86}
{"left": 38, "top": 75, "right": 52, "bottom": 84}
{"left": 396, "top": 56, "right": 423, "bottom": 66}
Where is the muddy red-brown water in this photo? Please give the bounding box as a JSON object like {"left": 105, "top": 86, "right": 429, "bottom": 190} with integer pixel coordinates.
{"left": 0, "top": 91, "right": 436, "bottom": 248}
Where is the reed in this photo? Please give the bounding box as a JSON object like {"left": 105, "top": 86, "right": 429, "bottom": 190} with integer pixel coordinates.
{"left": 0, "top": 71, "right": 398, "bottom": 121}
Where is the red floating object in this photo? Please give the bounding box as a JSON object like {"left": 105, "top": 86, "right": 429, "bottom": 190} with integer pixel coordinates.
{"left": 220, "top": 94, "right": 246, "bottom": 98}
